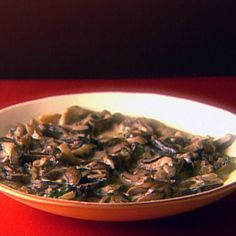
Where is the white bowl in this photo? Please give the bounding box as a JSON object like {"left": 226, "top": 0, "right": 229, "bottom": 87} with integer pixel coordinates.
{"left": 0, "top": 92, "right": 236, "bottom": 221}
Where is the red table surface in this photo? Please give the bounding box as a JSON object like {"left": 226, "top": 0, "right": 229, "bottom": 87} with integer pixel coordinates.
{"left": 0, "top": 77, "right": 236, "bottom": 236}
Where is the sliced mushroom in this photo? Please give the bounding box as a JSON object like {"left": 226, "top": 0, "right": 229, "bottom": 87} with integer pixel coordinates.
{"left": 38, "top": 124, "right": 65, "bottom": 139}
{"left": 30, "top": 167, "right": 39, "bottom": 180}
{"left": 198, "top": 160, "right": 214, "bottom": 175}
{"left": 2, "top": 166, "right": 29, "bottom": 183}
{"left": 127, "top": 136, "right": 147, "bottom": 144}
{"left": 151, "top": 137, "right": 177, "bottom": 156}
{"left": 183, "top": 137, "right": 216, "bottom": 154}
{"left": 214, "top": 155, "right": 236, "bottom": 179}
{"left": 214, "top": 134, "right": 236, "bottom": 151}
{"left": 58, "top": 143, "right": 74, "bottom": 159}
{"left": 87, "top": 169, "right": 107, "bottom": 180}
{"left": 152, "top": 168, "right": 170, "bottom": 182}
{"left": 109, "top": 194, "right": 129, "bottom": 203}
{"left": 177, "top": 176, "right": 204, "bottom": 194}
{"left": 69, "top": 124, "right": 90, "bottom": 132}
{"left": 99, "top": 193, "right": 128, "bottom": 203}
{"left": 58, "top": 190, "right": 76, "bottom": 200}
{"left": 59, "top": 106, "right": 90, "bottom": 125}
{"left": 141, "top": 146, "right": 162, "bottom": 163}
{"left": 33, "top": 157, "right": 48, "bottom": 168}
{"left": 100, "top": 110, "right": 112, "bottom": 119}
{"left": 1, "top": 142, "right": 21, "bottom": 165}
{"left": 92, "top": 118, "right": 113, "bottom": 134}
{"left": 136, "top": 189, "right": 164, "bottom": 202}
{"left": 93, "top": 151, "right": 115, "bottom": 169}
{"left": 38, "top": 113, "right": 61, "bottom": 124}
{"left": 14, "top": 123, "right": 27, "bottom": 138}
{"left": 126, "top": 181, "right": 169, "bottom": 202}
{"left": 43, "top": 167, "right": 65, "bottom": 180}
{"left": 127, "top": 182, "right": 155, "bottom": 195}
{"left": 201, "top": 173, "right": 221, "bottom": 183}
{"left": 141, "top": 156, "right": 176, "bottom": 180}
{"left": 72, "top": 143, "right": 96, "bottom": 157}
{"left": 151, "top": 119, "right": 177, "bottom": 137}
{"left": 64, "top": 167, "right": 81, "bottom": 186}
{"left": 25, "top": 119, "right": 42, "bottom": 139}
{"left": 83, "top": 161, "right": 110, "bottom": 185}
{"left": 16, "top": 133, "right": 31, "bottom": 150}
{"left": 99, "top": 195, "right": 111, "bottom": 203}
{"left": 161, "top": 136, "right": 190, "bottom": 151}
{"left": 131, "top": 118, "right": 153, "bottom": 135}
{"left": 121, "top": 171, "right": 144, "bottom": 185}
{"left": 106, "top": 142, "right": 126, "bottom": 154}
{"left": 31, "top": 179, "right": 44, "bottom": 189}
{"left": 100, "top": 184, "right": 122, "bottom": 195}
{"left": 141, "top": 156, "right": 173, "bottom": 170}
{"left": 183, "top": 137, "right": 204, "bottom": 152}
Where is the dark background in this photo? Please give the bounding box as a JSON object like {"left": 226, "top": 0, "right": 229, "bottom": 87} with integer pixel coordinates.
{"left": 0, "top": 1, "right": 235, "bottom": 78}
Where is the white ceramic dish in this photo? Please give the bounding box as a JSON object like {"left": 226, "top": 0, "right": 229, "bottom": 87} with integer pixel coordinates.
{"left": 0, "top": 92, "right": 236, "bottom": 221}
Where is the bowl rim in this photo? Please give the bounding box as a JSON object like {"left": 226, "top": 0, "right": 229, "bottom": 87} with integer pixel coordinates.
{"left": 1, "top": 91, "right": 235, "bottom": 115}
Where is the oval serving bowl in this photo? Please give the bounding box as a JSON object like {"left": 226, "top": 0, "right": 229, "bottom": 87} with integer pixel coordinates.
{"left": 0, "top": 92, "right": 236, "bottom": 222}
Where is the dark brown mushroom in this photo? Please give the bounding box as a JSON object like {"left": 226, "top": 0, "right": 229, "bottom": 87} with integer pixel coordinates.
{"left": 214, "top": 134, "right": 236, "bottom": 151}
{"left": 83, "top": 161, "right": 110, "bottom": 185}
{"left": 69, "top": 124, "right": 90, "bottom": 132}
{"left": 59, "top": 106, "right": 90, "bottom": 125}
{"left": 14, "top": 123, "right": 27, "bottom": 138}
{"left": 151, "top": 137, "right": 177, "bottom": 156}
{"left": 64, "top": 167, "right": 81, "bottom": 186}
{"left": 127, "top": 182, "right": 155, "bottom": 195}
{"left": 131, "top": 118, "right": 153, "bottom": 135}
{"left": 136, "top": 189, "right": 165, "bottom": 202}
{"left": 99, "top": 193, "right": 128, "bottom": 203}
{"left": 92, "top": 118, "right": 113, "bottom": 134}
{"left": 72, "top": 143, "right": 96, "bottom": 157}
{"left": 93, "top": 151, "right": 115, "bottom": 169}
{"left": 106, "top": 142, "right": 126, "bottom": 154}
{"left": 121, "top": 171, "right": 145, "bottom": 185}
{"left": 38, "top": 113, "right": 61, "bottom": 124}
{"left": 58, "top": 143, "right": 74, "bottom": 159}
{"left": 32, "top": 157, "right": 48, "bottom": 168}
{"left": 152, "top": 168, "right": 170, "bottom": 182}
{"left": 1, "top": 142, "right": 21, "bottom": 165}
{"left": 127, "top": 136, "right": 147, "bottom": 144}
{"left": 42, "top": 167, "right": 65, "bottom": 181}
{"left": 58, "top": 190, "right": 76, "bottom": 200}
{"left": 183, "top": 136, "right": 216, "bottom": 154}
{"left": 198, "top": 160, "right": 214, "bottom": 175}
{"left": 25, "top": 119, "right": 43, "bottom": 139}
{"left": 141, "top": 156, "right": 174, "bottom": 170}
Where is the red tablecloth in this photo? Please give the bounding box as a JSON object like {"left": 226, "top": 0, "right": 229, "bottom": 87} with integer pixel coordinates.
{"left": 0, "top": 77, "right": 236, "bottom": 235}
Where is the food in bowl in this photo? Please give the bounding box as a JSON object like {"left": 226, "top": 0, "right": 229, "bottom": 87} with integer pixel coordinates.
{"left": 0, "top": 105, "right": 235, "bottom": 203}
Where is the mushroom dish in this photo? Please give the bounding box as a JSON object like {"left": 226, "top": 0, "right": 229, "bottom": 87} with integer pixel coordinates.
{"left": 0, "top": 106, "right": 235, "bottom": 203}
